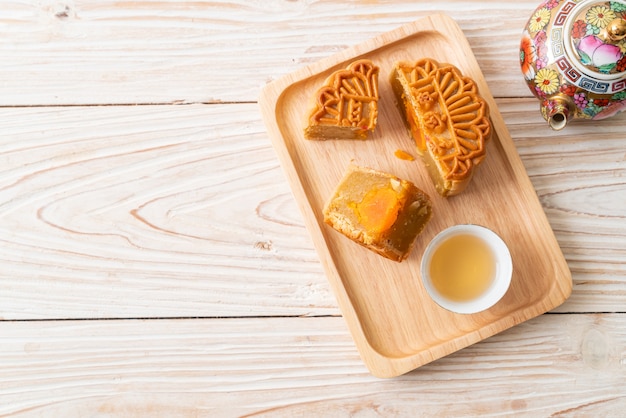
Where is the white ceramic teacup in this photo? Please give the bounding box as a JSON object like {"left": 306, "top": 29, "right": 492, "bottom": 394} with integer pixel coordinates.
{"left": 420, "top": 224, "right": 513, "bottom": 314}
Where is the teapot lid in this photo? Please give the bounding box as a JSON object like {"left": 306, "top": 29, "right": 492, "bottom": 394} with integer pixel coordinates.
{"left": 563, "top": 1, "right": 626, "bottom": 81}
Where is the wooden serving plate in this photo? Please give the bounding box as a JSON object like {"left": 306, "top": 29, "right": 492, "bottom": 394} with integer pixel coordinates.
{"left": 259, "top": 14, "right": 572, "bottom": 378}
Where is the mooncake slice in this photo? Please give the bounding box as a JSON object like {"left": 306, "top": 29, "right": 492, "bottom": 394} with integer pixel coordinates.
{"left": 323, "top": 164, "right": 432, "bottom": 262}
{"left": 304, "top": 59, "right": 379, "bottom": 140}
{"left": 390, "top": 58, "right": 491, "bottom": 197}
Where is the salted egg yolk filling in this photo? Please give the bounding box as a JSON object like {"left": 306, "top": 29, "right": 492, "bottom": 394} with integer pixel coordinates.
{"left": 353, "top": 187, "right": 401, "bottom": 234}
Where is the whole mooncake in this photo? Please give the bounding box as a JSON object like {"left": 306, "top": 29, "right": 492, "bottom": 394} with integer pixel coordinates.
{"left": 390, "top": 58, "right": 491, "bottom": 197}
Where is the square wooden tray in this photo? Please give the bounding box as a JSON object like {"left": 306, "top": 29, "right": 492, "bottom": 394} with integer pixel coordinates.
{"left": 259, "top": 14, "right": 572, "bottom": 378}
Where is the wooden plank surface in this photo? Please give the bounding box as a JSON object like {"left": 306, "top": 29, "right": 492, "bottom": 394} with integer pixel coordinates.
{"left": 1, "top": 0, "right": 626, "bottom": 415}
{"left": 1, "top": 101, "right": 624, "bottom": 319}
{"left": 0, "top": 103, "right": 335, "bottom": 319}
{"left": 2, "top": 0, "right": 540, "bottom": 105}
{"left": 1, "top": 315, "right": 625, "bottom": 417}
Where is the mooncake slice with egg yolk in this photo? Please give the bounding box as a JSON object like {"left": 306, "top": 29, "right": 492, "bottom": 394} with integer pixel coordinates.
{"left": 323, "top": 164, "right": 432, "bottom": 262}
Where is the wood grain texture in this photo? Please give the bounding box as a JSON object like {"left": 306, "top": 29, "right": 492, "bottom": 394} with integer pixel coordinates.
{"left": 1, "top": 0, "right": 540, "bottom": 105}
{"left": 499, "top": 99, "right": 626, "bottom": 313}
{"left": 1, "top": 315, "right": 625, "bottom": 417}
{"left": 0, "top": 101, "right": 624, "bottom": 319}
{"left": 0, "top": 104, "right": 335, "bottom": 319}
{"left": 1, "top": 0, "right": 626, "bottom": 412}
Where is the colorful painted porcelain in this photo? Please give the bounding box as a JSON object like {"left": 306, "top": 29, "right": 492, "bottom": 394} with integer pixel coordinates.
{"left": 521, "top": 0, "right": 626, "bottom": 130}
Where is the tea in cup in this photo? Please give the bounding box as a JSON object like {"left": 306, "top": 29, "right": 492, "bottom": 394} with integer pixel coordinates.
{"left": 420, "top": 224, "right": 512, "bottom": 314}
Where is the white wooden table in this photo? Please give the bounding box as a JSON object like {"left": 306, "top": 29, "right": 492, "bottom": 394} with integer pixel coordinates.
{"left": 1, "top": 1, "right": 625, "bottom": 416}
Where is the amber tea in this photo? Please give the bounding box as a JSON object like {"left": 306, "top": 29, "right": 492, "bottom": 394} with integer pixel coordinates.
{"left": 428, "top": 233, "right": 496, "bottom": 302}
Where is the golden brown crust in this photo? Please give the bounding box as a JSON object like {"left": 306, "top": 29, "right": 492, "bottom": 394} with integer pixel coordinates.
{"left": 304, "top": 59, "right": 379, "bottom": 140}
{"left": 323, "top": 164, "right": 432, "bottom": 262}
{"left": 390, "top": 58, "right": 491, "bottom": 196}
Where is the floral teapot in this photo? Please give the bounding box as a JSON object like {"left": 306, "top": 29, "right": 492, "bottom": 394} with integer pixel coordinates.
{"left": 520, "top": 0, "right": 626, "bottom": 130}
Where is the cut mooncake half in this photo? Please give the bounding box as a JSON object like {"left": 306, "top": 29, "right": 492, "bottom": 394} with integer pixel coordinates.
{"left": 323, "top": 164, "right": 432, "bottom": 262}
{"left": 390, "top": 58, "right": 491, "bottom": 197}
{"left": 304, "top": 59, "right": 379, "bottom": 140}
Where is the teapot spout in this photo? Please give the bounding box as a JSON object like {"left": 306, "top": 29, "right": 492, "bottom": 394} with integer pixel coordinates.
{"left": 541, "top": 94, "right": 574, "bottom": 131}
{"left": 548, "top": 107, "right": 568, "bottom": 131}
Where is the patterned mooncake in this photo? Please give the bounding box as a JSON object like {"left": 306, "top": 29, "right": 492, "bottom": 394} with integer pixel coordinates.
{"left": 305, "top": 59, "right": 379, "bottom": 140}
{"left": 390, "top": 58, "right": 491, "bottom": 196}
